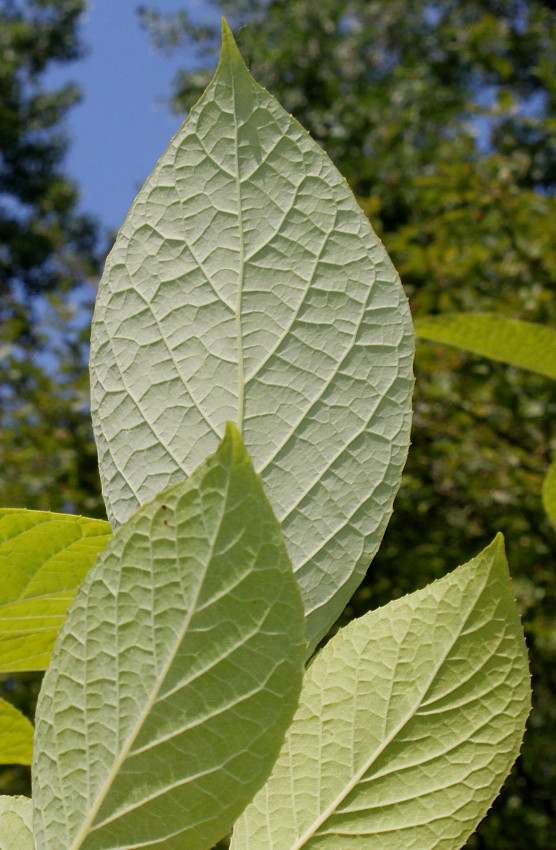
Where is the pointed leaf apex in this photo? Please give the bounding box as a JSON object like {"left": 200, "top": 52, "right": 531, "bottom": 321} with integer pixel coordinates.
{"left": 219, "top": 18, "right": 248, "bottom": 72}
{"left": 486, "top": 531, "right": 507, "bottom": 565}
{"left": 492, "top": 530, "right": 505, "bottom": 549}
{"left": 220, "top": 421, "right": 250, "bottom": 469}
{"left": 466, "top": 534, "right": 508, "bottom": 584}
{"left": 224, "top": 420, "right": 242, "bottom": 443}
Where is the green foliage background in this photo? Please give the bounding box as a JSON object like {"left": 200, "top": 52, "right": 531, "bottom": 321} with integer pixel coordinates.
{"left": 1, "top": 1, "right": 555, "bottom": 846}
{"left": 0, "top": 0, "right": 105, "bottom": 520}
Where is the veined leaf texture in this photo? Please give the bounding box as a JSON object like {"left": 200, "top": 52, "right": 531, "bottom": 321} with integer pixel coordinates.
{"left": 32, "top": 426, "right": 306, "bottom": 850}
{"left": 0, "top": 509, "right": 112, "bottom": 672}
{"left": 89, "top": 20, "right": 414, "bottom": 652}
{"left": 231, "top": 536, "right": 531, "bottom": 850}
{"left": 0, "top": 796, "right": 34, "bottom": 850}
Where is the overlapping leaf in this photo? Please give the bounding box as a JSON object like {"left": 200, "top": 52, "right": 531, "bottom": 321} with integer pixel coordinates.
{"left": 542, "top": 461, "right": 556, "bottom": 530}
{"left": 416, "top": 313, "right": 556, "bottom": 379}
{"left": 0, "top": 700, "right": 33, "bottom": 765}
{"left": 0, "top": 509, "right": 112, "bottom": 672}
{"left": 33, "top": 425, "right": 306, "bottom": 850}
{"left": 90, "top": 20, "right": 414, "bottom": 652}
{"left": 232, "top": 536, "right": 531, "bottom": 850}
{"left": 0, "top": 796, "right": 33, "bottom": 850}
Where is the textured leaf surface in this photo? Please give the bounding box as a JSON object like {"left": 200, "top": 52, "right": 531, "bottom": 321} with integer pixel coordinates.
{"left": 0, "top": 509, "right": 112, "bottom": 672}
{"left": 33, "top": 425, "right": 306, "bottom": 850}
{"left": 0, "top": 797, "right": 33, "bottom": 850}
{"left": 232, "top": 536, "right": 531, "bottom": 850}
{"left": 0, "top": 700, "right": 33, "bottom": 765}
{"left": 542, "top": 461, "right": 556, "bottom": 530}
{"left": 416, "top": 312, "right": 556, "bottom": 379}
{"left": 89, "top": 21, "right": 414, "bottom": 652}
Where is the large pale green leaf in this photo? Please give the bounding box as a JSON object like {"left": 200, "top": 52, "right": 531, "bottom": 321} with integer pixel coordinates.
{"left": 33, "top": 424, "right": 306, "bottom": 850}
{"left": 0, "top": 509, "right": 112, "bottom": 672}
{"left": 416, "top": 312, "right": 556, "bottom": 379}
{"left": 0, "top": 797, "right": 33, "bottom": 850}
{"left": 89, "top": 20, "right": 414, "bottom": 652}
{"left": 0, "top": 699, "right": 33, "bottom": 765}
{"left": 232, "top": 535, "right": 531, "bottom": 850}
{"left": 542, "top": 461, "right": 556, "bottom": 530}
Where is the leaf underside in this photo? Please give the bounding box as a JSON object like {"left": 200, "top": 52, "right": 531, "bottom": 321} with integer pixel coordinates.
{"left": 0, "top": 509, "right": 112, "bottom": 672}
{"left": 416, "top": 312, "right": 556, "bottom": 379}
{"left": 0, "top": 796, "right": 33, "bottom": 850}
{"left": 231, "top": 536, "right": 531, "bottom": 850}
{"left": 33, "top": 425, "right": 306, "bottom": 850}
{"left": 90, "top": 21, "right": 414, "bottom": 653}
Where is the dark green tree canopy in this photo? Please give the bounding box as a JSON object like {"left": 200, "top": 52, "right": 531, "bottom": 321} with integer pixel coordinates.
{"left": 0, "top": 0, "right": 104, "bottom": 519}
{"left": 140, "top": 1, "right": 556, "bottom": 221}
{"left": 0, "top": 0, "right": 99, "bottom": 312}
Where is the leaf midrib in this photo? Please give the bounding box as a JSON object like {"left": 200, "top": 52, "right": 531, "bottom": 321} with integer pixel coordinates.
{"left": 287, "top": 562, "right": 491, "bottom": 850}
{"left": 67, "top": 469, "right": 232, "bottom": 850}
{"left": 231, "top": 66, "right": 245, "bottom": 431}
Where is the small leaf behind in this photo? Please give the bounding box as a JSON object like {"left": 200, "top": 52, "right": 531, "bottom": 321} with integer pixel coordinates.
{"left": 542, "top": 461, "right": 556, "bottom": 530}
{"left": 0, "top": 796, "right": 33, "bottom": 850}
{"left": 33, "top": 424, "right": 306, "bottom": 850}
{"left": 0, "top": 509, "right": 112, "bottom": 672}
{"left": 416, "top": 312, "right": 556, "bottom": 379}
{"left": 0, "top": 700, "right": 33, "bottom": 766}
{"left": 232, "top": 535, "right": 531, "bottom": 850}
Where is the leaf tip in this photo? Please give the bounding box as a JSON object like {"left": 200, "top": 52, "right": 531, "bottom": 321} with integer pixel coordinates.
{"left": 220, "top": 16, "right": 233, "bottom": 41}
{"left": 491, "top": 530, "right": 506, "bottom": 554}
{"left": 223, "top": 419, "right": 242, "bottom": 444}
{"left": 220, "top": 421, "right": 250, "bottom": 466}
{"left": 479, "top": 533, "right": 508, "bottom": 582}
{"left": 219, "top": 18, "right": 248, "bottom": 72}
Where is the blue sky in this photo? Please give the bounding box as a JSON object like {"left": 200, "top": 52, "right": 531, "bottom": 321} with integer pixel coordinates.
{"left": 47, "top": 0, "right": 215, "bottom": 231}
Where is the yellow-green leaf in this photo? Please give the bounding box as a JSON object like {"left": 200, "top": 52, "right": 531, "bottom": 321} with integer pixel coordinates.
{"left": 542, "top": 461, "right": 556, "bottom": 530}
{"left": 233, "top": 536, "right": 531, "bottom": 850}
{"left": 0, "top": 700, "right": 33, "bottom": 765}
{"left": 416, "top": 313, "right": 556, "bottom": 379}
{"left": 0, "top": 509, "right": 112, "bottom": 672}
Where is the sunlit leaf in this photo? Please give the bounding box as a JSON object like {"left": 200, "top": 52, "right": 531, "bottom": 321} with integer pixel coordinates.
{"left": 0, "top": 509, "right": 111, "bottom": 672}
{"left": 90, "top": 20, "right": 414, "bottom": 652}
{"left": 0, "top": 700, "right": 33, "bottom": 766}
{"left": 232, "top": 535, "right": 531, "bottom": 850}
{"left": 33, "top": 424, "right": 306, "bottom": 850}
{"left": 542, "top": 461, "right": 556, "bottom": 530}
{"left": 416, "top": 313, "right": 556, "bottom": 379}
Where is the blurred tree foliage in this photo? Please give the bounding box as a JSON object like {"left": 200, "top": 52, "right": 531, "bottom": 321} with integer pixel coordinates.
{"left": 0, "top": 0, "right": 105, "bottom": 798}
{"left": 0, "top": 0, "right": 104, "bottom": 518}
{"left": 138, "top": 2, "right": 556, "bottom": 847}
